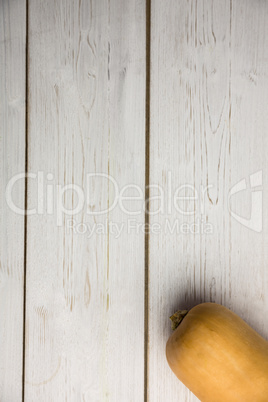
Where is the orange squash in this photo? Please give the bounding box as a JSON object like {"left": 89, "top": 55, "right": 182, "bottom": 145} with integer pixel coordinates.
{"left": 166, "top": 303, "right": 268, "bottom": 401}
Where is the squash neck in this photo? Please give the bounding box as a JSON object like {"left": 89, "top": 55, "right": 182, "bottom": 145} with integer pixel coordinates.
{"left": 170, "top": 310, "right": 188, "bottom": 330}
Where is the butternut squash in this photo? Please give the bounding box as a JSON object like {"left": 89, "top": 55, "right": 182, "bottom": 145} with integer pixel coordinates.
{"left": 166, "top": 303, "right": 268, "bottom": 401}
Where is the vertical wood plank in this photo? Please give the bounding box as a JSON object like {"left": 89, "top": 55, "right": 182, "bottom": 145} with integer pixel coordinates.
{"left": 149, "top": 0, "right": 268, "bottom": 401}
{"left": 228, "top": 0, "right": 268, "bottom": 337}
{"left": 26, "top": 0, "right": 145, "bottom": 400}
{"left": 0, "top": 1, "right": 26, "bottom": 400}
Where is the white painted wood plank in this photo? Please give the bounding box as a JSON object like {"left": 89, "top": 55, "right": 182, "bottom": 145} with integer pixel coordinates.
{"left": 25, "top": 0, "right": 145, "bottom": 400}
{"left": 227, "top": 0, "right": 268, "bottom": 336}
{"left": 0, "top": 1, "right": 26, "bottom": 400}
{"left": 149, "top": 1, "right": 268, "bottom": 401}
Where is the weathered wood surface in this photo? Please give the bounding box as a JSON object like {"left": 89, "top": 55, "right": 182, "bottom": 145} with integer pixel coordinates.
{"left": 149, "top": 0, "right": 268, "bottom": 400}
{"left": 25, "top": 0, "right": 145, "bottom": 400}
{"left": 1, "top": 0, "right": 268, "bottom": 400}
{"left": 0, "top": 0, "right": 26, "bottom": 400}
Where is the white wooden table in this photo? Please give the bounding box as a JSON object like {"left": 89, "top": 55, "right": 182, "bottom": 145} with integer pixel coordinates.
{"left": 1, "top": 0, "right": 268, "bottom": 401}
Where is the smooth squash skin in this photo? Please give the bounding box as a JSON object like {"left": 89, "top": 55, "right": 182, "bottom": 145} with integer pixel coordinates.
{"left": 166, "top": 303, "right": 268, "bottom": 402}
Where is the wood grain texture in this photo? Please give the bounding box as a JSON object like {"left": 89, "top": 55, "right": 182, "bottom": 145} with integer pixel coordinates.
{"left": 0, "top": 1, "right": 26, "bottom": 400}
{"left": 25, "top": 0, "right": 145, "bottom": 400}
{"left": 149, "top": 0, "right": 268, "bottom": 401}
{"left": 2, "top": 0, "right": 268, "bottom": 400}
{"left": 228, "top": 0, "right": 268, "bottom": 337}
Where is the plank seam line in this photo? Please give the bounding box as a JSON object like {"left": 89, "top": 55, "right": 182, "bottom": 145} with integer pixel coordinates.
{"left": 144, "top": 0, "right": 151, "bottom": 400}
{"left": 22, "top": 0, "right": 29, "bottom": 400}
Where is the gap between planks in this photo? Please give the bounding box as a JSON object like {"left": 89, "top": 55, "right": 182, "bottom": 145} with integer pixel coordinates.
{"left": 144, "top": 0, "right": 151, "bottom": 401}
{"left": 22, "top": 0, "right": 29, "bottom": 401}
